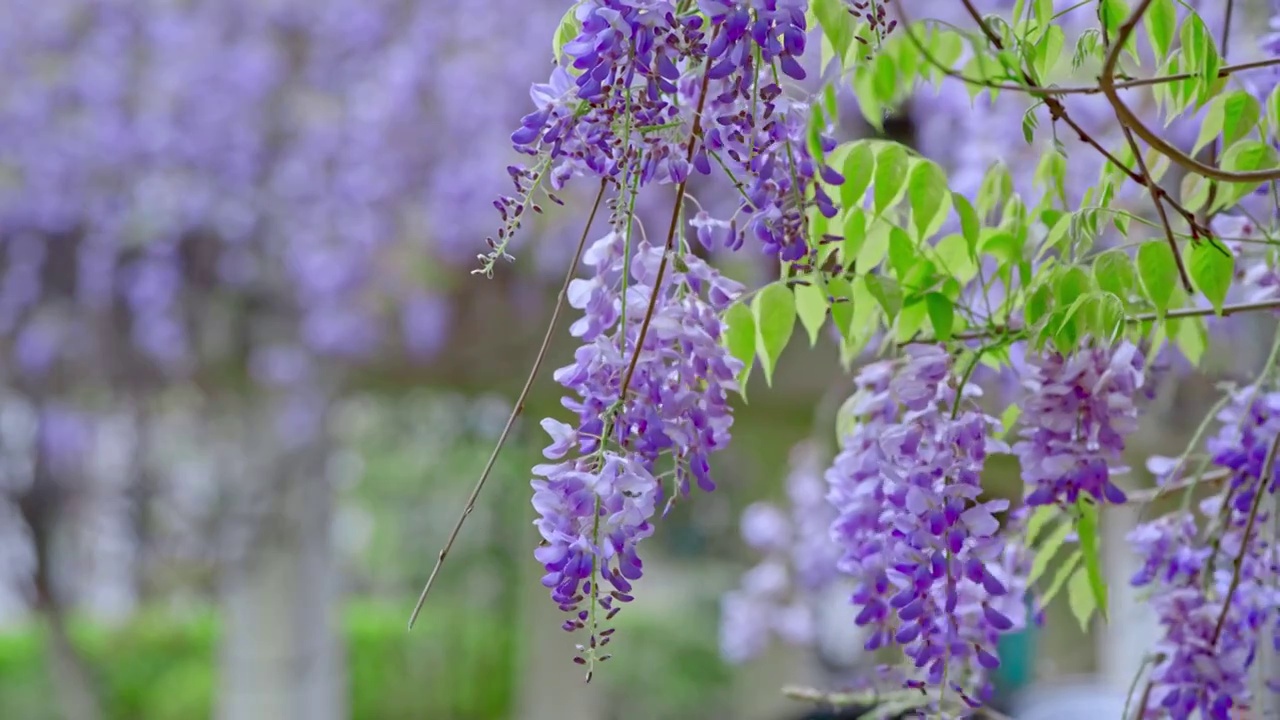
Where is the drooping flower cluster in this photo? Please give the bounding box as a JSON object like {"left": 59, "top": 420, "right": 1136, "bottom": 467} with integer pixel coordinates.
{"left": 532, "top": 230, "right": 744, "bottom": 661}
{"left": 502, "top": 0, "right": 845, "bottom": 267}
{"left": 1129, "top": 385, "right": 1280, "bottom": 720}
{"left": 719, "top": 441, "right": 841, "bottom": 663}
{"left": 826, "top": 346, "right": 1022, "bottom": 709}
{"left": 1014, "top": 341, "right": 1145, "bottom": 506}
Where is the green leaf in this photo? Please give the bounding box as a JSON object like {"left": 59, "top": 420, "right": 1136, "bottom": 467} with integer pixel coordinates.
{"left": 924, "top": 293, "right": 954, "bottom": 341}
{"left": 888, "top": 226, "right": 917, "bottom": 279}
{"left": 908, "top": 160, "right": 951, "bottom": 241}
{"left": 1092, "top": 249, "right": 1140, "bottom": 300}
{"left": 858, "top": 217, "right": 892, "bottom": 270}
{"left": 864, "top": 274, "right": 903, "bottom": 321}
{"left": 722, "top": 301, "right": 756, "bottom": 395}
{"left": 1143, "top": 0, "right": 1176, "bottom": 60}
{"left": 1076, "top": 499, "right": 1109, "bottom": 623}
{"left": 1175, "top": 315, "right": 1208, "bottom": 366}
{"left": 1268, "top": 84, "right": 1280, "bottom": 137}
{"left": 1137, "top": 241, "right": 1177, "bottom": 315}
{"left": 1180, "top": 13, "right": 1220, "bottom": 106}
{"left": 873, "top": 144, "right": 910, "bottom": 216}
{"left": 752, "top": 282, "right": 796, "bottom": 386}
{"left": 843, "top": 207, "right": 867, "bottom": 268}
{"left": 1028, "top": 519, "right": 1073, "bottom": 587}
{"left": 794, "top": 279, "right": 828, "bottom": 347}
{"left": 1193, "top": 91, "right": 1261, "bottom": 156}
{"left": 1067, "top": 568, "right": 1097, "bottom": 632}
{"left": 954, "top": 193, "right": 980, "bottom": 259}
{"left": 1189, "top": 241, "right": 1234, "bottom": 313}
{"left": 1054, "top": 266, "right": 1093, "bottom": 308}
{"left": 813, "top": 0, "right": 855, "bottom": 68}
{"left": 1042, "top": 550, "right": 1083, "bottom": 607}
{"left": 1034, "top": 23, "right": 1065, "bottom": 80}
{"left": 552, "top": 4, "right": 583, "bottom": 64}
{"left": 873, "top": 51, "right": 897, "bottom": 105}
{"left": 841, "top": 142, "right": 875, "bottom": 210}
{"left": 827, "top": 277, "right": 856, "bottom": 339}
{"left": 894, "top": 299, "right": 927, "bottom": 343}
{"left": 1000, "top": 404, "right": 1021, "bottom": 440}
{"left": 1213, "top": 141, "right": 1278, "bottom": 212}
{"left": 1024, "top": 505, "right": 1059, "bottom": 548}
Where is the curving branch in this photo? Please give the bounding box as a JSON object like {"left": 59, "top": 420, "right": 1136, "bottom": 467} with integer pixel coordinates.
{"left": 1101, "top": 0, "right": 1280, "bottom": 184}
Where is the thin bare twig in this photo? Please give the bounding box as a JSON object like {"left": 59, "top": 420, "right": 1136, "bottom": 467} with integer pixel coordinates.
{"left": 407, "top": 178, "right": 609, "bottom": 631}
{"left": 903, "top": 298, "right": 1280, "bottom": 345}
{"left": 1121, "top": 124, "right": 1195, "bottom": 291}
{"left": 783, "top": 685, "right": 1015, "bottom": 720}
{"left": 1210, "top": 432, "right": 1280, "bottom": 644}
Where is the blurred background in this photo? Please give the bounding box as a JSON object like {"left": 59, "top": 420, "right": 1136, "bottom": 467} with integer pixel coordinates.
{"left": 0, "top": 1, "right": 1276, "bottom": 719}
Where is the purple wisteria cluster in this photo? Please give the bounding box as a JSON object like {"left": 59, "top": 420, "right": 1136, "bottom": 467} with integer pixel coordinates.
{"left": 1014, "top": 341, "right": 1146, "bottom": 507}
{"left": 826, "top": 347, "right": 1022, "bottom": 709}
{"left": 719, "top": 441, "right": 841, "bottom": 663}
{"left": 532, "top": 231, "right": 744, "bottom": 662}
{"left": 501, "top": 0, "right": 844, "bottom": 267}
{"left": 1129, "top": 385, "right": 1280, "bottom": 719}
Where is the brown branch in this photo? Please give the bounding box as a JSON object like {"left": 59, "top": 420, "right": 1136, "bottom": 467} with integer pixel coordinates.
{"left": 407, "top": 178, "right": 610, "bottom": 630}
{"left": 1210, "top": 432, "right": 1280, "bottom": 644}
{"left": 783, "top": 685, "right": 1014, "bottom": 720}
{"left": 1101, "top": 0, "right": 1280, "bottom": 184}
{"left": 1124, "top": 467, "right": 1230, "bottom": 505}
{"left": 951, "top": 0, "right": 1211, "bottom": 238}
{"left": 903, "top": 298, "right": 1280, "bottom": 345}
{"left": 1121, "top": 124, "right": 1195, "bottom": 291}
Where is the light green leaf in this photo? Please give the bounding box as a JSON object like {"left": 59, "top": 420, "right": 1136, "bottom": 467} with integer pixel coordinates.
{"left": 1028, "top": 519, "right": 1073, "bottom": 587}
{"left": 873, "top": 144, "right": 911, "bottom": 216}
{"left": 1144, "top": 0, "right": 1176, "bottom": 60}
{"left": 552, "top": 4, "right": 583, "bottom": 64}
{"left": 813, "top": 0, "right": 855, "bottom": 68}
{"left": 1137, "top": 241, "right": 1177, "bottom": 315}
{"left": 1042, "top": 550, "right": 1083, "bottom": 607}
{"left": 1024, "top": 505, "right": 1058, "bottom": 548}
{"left": 858, "top": 217, "right": 892, "bottom": 270}
{"left": 827, "top": 277, "right": 856, "bottom": 339}
{"left": 1034, "top": 23, "right": 1065, "bottom": 80}
{"left": 752, "top": 282, "right": 796, "bottom": 386}
{"left": 843, "top": 207, "right": 867, "bottom": 268}
{"left": 1180, "top": 13, "right": 1221, "bottom": 106}
{"left": 873, "top": 51, "right": 897, "bottom": 104}
{"left": 888, "top": 226, "right": 916, "bottom": 279}
{"left": 1000, "top": 404, "right": 1021, "bottom": 441}
{"left": 1067, "top": 568, "right": 1097, "bottom": 632}
{"left": 1213, "top": 141, "right": 1278, "bottom": 211}
{"left": 1189, "top": 241, "right": 1234, "bottom": 313}
{"left": 722, "top": 301, "right": 755, "bottom": 395}
{"left": 908, "top": 160, "right": 951, "bottom": 241}
{"left": 794, "top": 279, "right": 828, "bottom": 347}
{"left": 841, "top": 142, "right": 875, "bottom": 210}
{"left": 1268, "top": 84, "right": 1280, "bottom": 136}
{"left": 1076, "top": 499, "right": 1109, "bottom": 623}
{"left": 924, "top": 293, "right": 954, "bottom": 341}
{"left": 864, "top": 274, "right": 903, "bottom": 321}
{"left": 1193, "top": 91, "right": 1261, "bottom": 156}
{"left": 894, "top": 299, "right": 927, "bottom": 343}
{"left": 1175, "top": 316, "right": 1208, "bottom": 366}
{"left": 1054, "top": 266, "right": 1093, "bottom": 308}
{"left": 1093, "top": 249, "right": 1140, "bottom": 300}
{"left": 954, "top": 193, "right": 980, "bottom": 259}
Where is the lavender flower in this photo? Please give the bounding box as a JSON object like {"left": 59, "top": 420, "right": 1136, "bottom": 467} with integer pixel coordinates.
{"left": 1014, "top": 341, "right": 1145, "bottom": 506}
{"left": 1130, "top": 385, "right": 1280, "bottom": 719}
{"left": 533, "top": 230, "right": 744, "bottom": 661}
{"left": 719, "top": 442, "right": 841, "bottom": 663}
{"left": 827, "top": 346, "right": 1021, "bottom": 707}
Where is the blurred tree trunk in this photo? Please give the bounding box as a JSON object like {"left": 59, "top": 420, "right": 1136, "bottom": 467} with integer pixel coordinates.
{"left": 216, "top": 405, "right": 347, "bottom": 720}
{"left": 19, "top": 404, "right": 103, "bottom": 720}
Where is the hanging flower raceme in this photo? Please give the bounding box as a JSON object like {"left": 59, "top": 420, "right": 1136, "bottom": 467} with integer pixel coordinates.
{"left": 1014, "top": 340, "right": 1145, "bottom": 506}
{"left": 1129, "top": 385, "right": 1280, "bottom": 720}
{"left": 532, "top": 230, "right": 744, "bottom": 666}
{"left": 719, "top": 441, "right": 840, "bottom": 663}
{"left": 827, "top": 346, "right": 1021, "bottom": 710}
